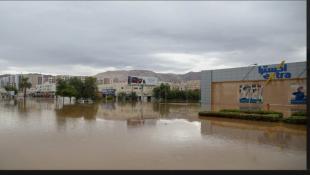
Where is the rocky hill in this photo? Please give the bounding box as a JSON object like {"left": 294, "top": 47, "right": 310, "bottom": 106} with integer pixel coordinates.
{"left": 94, "top": 70, "right": 201, "bottom": 83}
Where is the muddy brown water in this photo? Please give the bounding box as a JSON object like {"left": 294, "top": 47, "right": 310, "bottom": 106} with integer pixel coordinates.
{"left": 0, "top": 98, "right": 306, "bottom": 170}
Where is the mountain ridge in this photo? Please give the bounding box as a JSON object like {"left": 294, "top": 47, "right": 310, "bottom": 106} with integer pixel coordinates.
{"left": 94, "top": 70, "right": 202, "bottom": 82}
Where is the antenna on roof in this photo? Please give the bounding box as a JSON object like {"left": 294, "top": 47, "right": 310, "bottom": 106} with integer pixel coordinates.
{"left": 242, "top": 63, "right": 258, "bottom": 81}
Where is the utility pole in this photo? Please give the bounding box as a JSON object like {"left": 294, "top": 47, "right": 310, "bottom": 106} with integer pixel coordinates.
{"left": 140, "top": 82, "right": 144, "bottom": 103}
{"left": 165, "top": 84, "right": 167, "bottom": 103}
{"left": 131, "top": 84, "right": 133, "bottom": 101}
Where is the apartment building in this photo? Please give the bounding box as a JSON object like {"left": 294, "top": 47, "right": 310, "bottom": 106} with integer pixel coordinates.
{"left": 163, "top": 80, "right": 200, "bottom": 91}
{"left": 0, "top": 74, "right": 21, "bottom": 90}
{"left": 97, "top": 76, "right": 159, "bottom": 101}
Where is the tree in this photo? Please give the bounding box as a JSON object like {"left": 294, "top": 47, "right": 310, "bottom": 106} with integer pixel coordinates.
{"left": 127, "top": 91, "right": 138, "bottom": 101}
{"left": 62, "top": 85, "right": 77, "bottom": 103}
{"left": 152, "top": 83, "right": 170, "bottom": 101}
{"left": 153, "top": 83, "right": 200, "bottom": 102}
{"left": 19, "top": 77, "right": 32, "bottom": 98}
{"left": 117, "top": 92, "right": 127, "bottom": 101}
{"left": 68, "top": 77, "right": 83, "bottom": 100}
{"left": 4, "top": 85, "right": 17, "bottom": 95}
{"left": 56, "top": 77, "right": 98, "bottom": 103}
{"left": 56, "top": 78, "right": 67, "bottom": 103}
{"left": 83, "top": 77, "right": 98, "bottom": 100}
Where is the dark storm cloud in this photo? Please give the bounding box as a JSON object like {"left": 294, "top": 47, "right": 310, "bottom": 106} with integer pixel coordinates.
{"left": 0, "top": 1, "right": 306, "bottom": 75}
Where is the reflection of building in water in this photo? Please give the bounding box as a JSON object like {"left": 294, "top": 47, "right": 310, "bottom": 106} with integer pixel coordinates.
{"left": 97, "top": 102, "right": 159, "bottom": 120}
{"left": 101, "top": 102, "right": 116, "bottom": 110}
{"left": 126, "top": 118, "right": 158, "bottom": 128}
{"left": 152, "top": 103, "right": 201, "bottom": 122}
{"left": 127, "top": 118, "right": 145, "bottom": 128}
{"left": 200, "top": 119, "right": 306, "bottom": 151}
{"left": 15, "top": 98, "right": 55, "bottom": 113}
{"left": 55, "top": 104, "right": 99, "bottom": 120}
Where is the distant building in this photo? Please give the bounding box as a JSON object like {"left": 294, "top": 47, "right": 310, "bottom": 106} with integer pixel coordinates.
{"left": 98, "top": 76, "right": 159, "bottom": 101}
{"left": 55, "top": 75, "right": 72, "bottom": 81}
{"left": 113, "top": 78, "right": 119, "bottom": 83}
{"left": 103, "top": 78, "right": 111, "bottom": 84}
{"left": 55, "top": 75, "right": 88, "bottom": 82}
{"left": 22, "top": 73, "right": 42, "bottom": 88}
{"left": 0, "top": 74, "right": 21, "bottom": 90}
{"left": 162, "top": 80, "right": 200, "bottom": 91}
{"left": 36, "top": 82, "right": 56, "bottom": 93}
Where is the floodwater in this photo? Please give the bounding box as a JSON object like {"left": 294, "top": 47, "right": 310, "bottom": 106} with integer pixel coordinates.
{"left": 0, "top": 98, "right": 306, "bottom": 170}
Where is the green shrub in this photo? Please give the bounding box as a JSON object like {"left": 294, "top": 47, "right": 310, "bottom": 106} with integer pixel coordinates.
{"left": 291, "top": 111, "right": 307, "bottom": 117}
{"left": 106, "top": 96, "right": 114, "bottom": 101}
{"left": 219, "top": 109, "right": 283, "bottom": 118}
{"left": 282, "top": 116, "right": 307, "bottom": 125}
{"left": 198, "top": 111, "right": 282, "bottom": 122}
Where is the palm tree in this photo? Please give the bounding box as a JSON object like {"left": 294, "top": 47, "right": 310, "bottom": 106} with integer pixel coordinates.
{"left": 19, "top": 77, "right": 32, "bottom": 98}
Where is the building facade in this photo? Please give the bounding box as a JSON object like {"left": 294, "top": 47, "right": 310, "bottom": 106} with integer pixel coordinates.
{"left": 97, "top": 76, "right": 159, "bottom": 101}
{"left": 0, "top": 74, "right": 21, "bottom": 90}
{"left": 200, "top": 61, "right": 306, "bottom": 116}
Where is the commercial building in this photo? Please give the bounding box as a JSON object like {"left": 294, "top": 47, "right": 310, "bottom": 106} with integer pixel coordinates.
{"left": 55, "top": 75, "right": 87, "bottom": 82}
{"left": 200, "top": 61, "right": 306, "bottom": 116}
{"left": 97, "top": 76, "right": 159, "bottom": 101}
{"left": 160, "top": 80, "right": 200, "bottom": 91}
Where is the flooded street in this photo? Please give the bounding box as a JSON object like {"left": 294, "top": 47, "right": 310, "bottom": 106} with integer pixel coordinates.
{"left": 0, "top": 99, "right": 306, "bottom": 170}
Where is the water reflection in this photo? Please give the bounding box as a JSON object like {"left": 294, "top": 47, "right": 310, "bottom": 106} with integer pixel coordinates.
{"left": 17, "top": 99, "right": 28, "bottom": 114}
{"left": 55, "top": 103, "right": 99, "bottom": 120}
{"left": 101, "top": 102, "right": 116, "bottom": 110}
{"left": 152, "top": 103, "right": 170, "bottom": 117}
{"left": 0, "top": 99, "right": 306, "bottom": 170}
{"left": 200, "top": 117, "right": 306, "bottom": 151}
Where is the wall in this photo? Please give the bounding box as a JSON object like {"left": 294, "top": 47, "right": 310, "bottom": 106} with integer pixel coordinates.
{"left": 210, "top": 78, "right": 306, "bottom": 117}
{"left": 212, "top": 78, "right": 306, "bottom": 106}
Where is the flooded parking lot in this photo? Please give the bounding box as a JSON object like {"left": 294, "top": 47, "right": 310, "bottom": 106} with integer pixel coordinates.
{"left": 0, "top": 99, "right": 306, "bottom": 170}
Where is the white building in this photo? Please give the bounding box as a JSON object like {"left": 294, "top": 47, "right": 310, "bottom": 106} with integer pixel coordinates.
{"left": 0, "top": 74, "right": 21, "bottom": 90}
{"left": 97, "top": 76, "right": 159, "bottom": 101}
{"left": 36, "top": 82, "right": 56, "bottom": 93}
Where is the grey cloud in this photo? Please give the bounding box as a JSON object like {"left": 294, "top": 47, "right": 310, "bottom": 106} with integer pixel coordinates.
{"left": 0, "top": 1, "right": 306, "bottom": 75}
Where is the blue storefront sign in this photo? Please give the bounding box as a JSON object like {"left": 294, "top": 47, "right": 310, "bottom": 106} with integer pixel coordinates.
{"left": 258, "top": 64, "right": 291, "bottom": 80}
{"left": 102, "top": 89, "right": 116, "bottom": 95}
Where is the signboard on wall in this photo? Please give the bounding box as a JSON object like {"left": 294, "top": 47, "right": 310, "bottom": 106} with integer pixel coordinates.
{"left": 102, "top": 89, "right": 116, "bottom": 96}
{"left": 128, "top": 76, "right": 158, "bottom": 85}
{"left": 239, "top": 84, "right": 263, "bottom": 103}
{"left": 290, "top": 83, "right": 307, "bottom": 104}
{"left": 258, "top": 64, "right": 291, "bottom": 80}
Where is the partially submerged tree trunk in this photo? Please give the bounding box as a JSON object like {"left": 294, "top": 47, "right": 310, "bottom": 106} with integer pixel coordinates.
{"left": 24, "top": 88, "right": 26, "bottom": 98}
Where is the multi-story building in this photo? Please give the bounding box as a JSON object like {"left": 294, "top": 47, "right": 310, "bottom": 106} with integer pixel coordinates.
{"left": 181, "top": 80, "right": 200, "bottom": 90}
{"left": 55, "top": 75, "right": 72, "bottom": 81}
{"left": 55, "top": 75, "right": 88, "bottom": 82}
{"left": 162, "top": 80, "right": 200, "bottom": 91}
{"left": 22, "top": 73, "right": 42, "bottom": 91}
{"left": 36, "top": 82, "right": 56, "bottom": 93}
{"left": 97, "top": 76, "right": 159, "bottom": 101}
{"left": 0, "top": 74, "right": 21, "bottom": 90}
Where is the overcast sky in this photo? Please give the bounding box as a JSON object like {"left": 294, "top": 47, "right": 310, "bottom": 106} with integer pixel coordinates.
{"left": 0, "top": 1, "right": 306, "bottom": 76}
